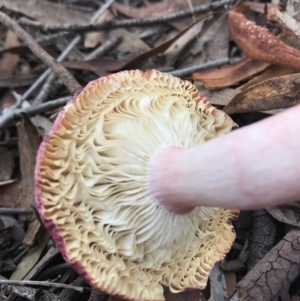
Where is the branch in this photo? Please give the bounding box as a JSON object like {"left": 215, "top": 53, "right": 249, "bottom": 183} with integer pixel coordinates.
{"left": 0, "top": 96, "right": 69, "bottom": 129}
{"left": 20, "top": 0, "right": 235, "bottom": 33}
{"left": 0, "top": 11, "right": 82, "bottom": 95}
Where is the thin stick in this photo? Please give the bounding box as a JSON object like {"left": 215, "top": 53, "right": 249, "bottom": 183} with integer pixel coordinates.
{"left": 0, "top": 96, "right": 69, "bottom": 129}
{"left": 21, "top": 0, "right": 234, "bottom": 33}
{"left": 32, "top": 0, "right": 116, "bottom": 105}
{"left": 0, "top": 11, "right": 82, "bottom": 95}
{"left": 0, "top": 207, "right": 33, "bottom": 215}
{"left": 168, "top": 57, "right": 229, "bottom": 77}
{"left": 0, "top": 279, "right": 85, "bottom": 293}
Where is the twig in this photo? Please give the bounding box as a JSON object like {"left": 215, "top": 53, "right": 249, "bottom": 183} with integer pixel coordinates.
{"left": 84, "top": 36, "right": 122, "bottom": 61}
{"left": 0, "top": 11, "right": 81, "bottom": 95}
{"left": 0, "top": 207, "right": 33, "bottom": 215}
{"left": 31, "top": 0, "right": 116, "bottom": 105}
{"left": 20, "top": 0, "right": 235, "bottom": 33}
{"left": 168, "top": 57, "right": 230, "bottom": 77}
{"left": 0, "top": 96, "right": 69, "bottom": 129}
{"left": 0, "top": 279, "right": 86, "bottom": 292}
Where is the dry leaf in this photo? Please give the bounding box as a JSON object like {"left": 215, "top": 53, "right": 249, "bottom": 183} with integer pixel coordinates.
{"left": 200, "top": 14, "right": 230, "bottom": 62}
{"left": 84, "top": 10, "right": 114, "bottom": 48}
{"left": 17, "top": 114, "right": 41, "bottom": 208}
{"left": 62, "top": 57, "right": 126, "bottom": 77}
{"left": 162, "top": 17, "right": 205, "bottom": 66}
{"left": 0, "top": 146, "right": 14, "bottom": 181}
{"left": 193, "top": 57, "right": 269, "bottom": 89}
{"left": 108, "top": 29, "right": 151, "bottom": 60}
{"left": 208, "top": 264, "right": 228, "bottom": 301}
{"left": 0, "top": 181, "right": 22, "bottom": 207}
{"left": 3, "top": 0, "right": 89, "bottom": 26}
{"left": 10, "top": 227, "right": 49, "bottom": 280}
{"left": 224, "top": 73, "right": 300, "bottom": 114}
{"left": 238, "top": 65, "right": 294, "bottom": 91}
{"left": 229, "top": 10, "right": 300, "bottom": 71}
{"left": 118, "top": 19, "right": 209, "bottom": 71}
{"left": 224, "top": 272, "right": 237, "bottom": 297}
{"left": 267, "top": 202, "right": 300, "bottom": 227}
{"left": 245, "top": 2, "right": 278, "bottom": 14}
{"left": 0, "top": 31, "right": 20, "bottom": 76}
{"left": 268, "top": 8, "right": 300, "bottom": 41}
{"left": 112, "top": 0, "right": 199, "bottom": 19}
{"left": 194, "top": 82, "right": 236, "bottom": 106}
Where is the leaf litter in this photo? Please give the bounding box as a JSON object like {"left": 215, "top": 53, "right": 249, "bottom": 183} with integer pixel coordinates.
{"left": 0, "top": 1, "right": 300, "bottom": 301}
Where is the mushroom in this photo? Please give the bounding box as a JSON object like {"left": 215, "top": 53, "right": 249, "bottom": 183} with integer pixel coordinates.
{"left": 35, "top": 70, "right": 238, "bottom": 301}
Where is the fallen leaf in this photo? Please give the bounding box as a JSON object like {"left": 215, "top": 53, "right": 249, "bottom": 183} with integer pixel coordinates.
{"left": 267, "top": 202, "right": 300, "bottom": 227}
{"left": 193, "top": 82, "right": 236, "bottom": 106}
{"left": 192, "top": 14, "right": 230, "bottom": 60}
{"left": 161, "top": 17, "right": 206, "bottom": 66}
{"left": 238, "top": 65, "right": 294, "bottom": 91}
{"left": 208, "top": 264, "right": 228, "bottom": 301}
{"left": 268, "top": 8, "right": 300, "bottom": 42}
{"left": 10, "top": 226, "right": 49, "bottom": 280}
{"left": 17, "top": 114, "right": 41, "bottom": 208}
{"left": 0, "top": 181, "right": 22, "bottom": 207}
{"left": 0, "top": 216, "right": 25, "bottom": 242}
{"left": 0, "top": 31, "right": 20, "bottom": 76}
{"left": 245, "top": 2, "right": 278, "bottom": 14}
{"left": 84, "top": 10, "right": 114, "bottom": 48}
{"left": 0, "top": 146, "right": 14, "bottom": 181}
{"left": 108, "top": 29, "right": 151, "bottom": 60}
{"left": 193, "top": 57, "right": 269, "bottom": 89}
{"left": 118, "top": 19, "right": 209, "bottom": 71}
{"left": 229, "top": 10, "right": 300, "bottom": 71}
{"left": 224, "top": 272, "right": 237, "bottom": 297}
{"left": 62, "top": 57, "right": 127, "bottom": 77}
{"left": 224, "top": 73, "right": 300, "bottom": 114}
{"left": 3, "top": 0, "right": 89, "bottom": 26}
{"left": 112, "top": 0, "right": 199, "bottom": 19}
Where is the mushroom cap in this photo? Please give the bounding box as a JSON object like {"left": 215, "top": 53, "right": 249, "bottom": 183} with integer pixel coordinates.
{"left": 35, "top": 70, "right": 239, "bottom": 301}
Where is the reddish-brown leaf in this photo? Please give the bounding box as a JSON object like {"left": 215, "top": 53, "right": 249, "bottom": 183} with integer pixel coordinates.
{"left": 229, "top": 10, "right": 300, "bottom": 71}
{"left": 192, "top": 57, "right": 269, "bottom": 89}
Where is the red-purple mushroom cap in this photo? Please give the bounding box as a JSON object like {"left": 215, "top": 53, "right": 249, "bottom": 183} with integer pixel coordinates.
{"left": 35, "top": 70, "right": 239, "bottom": 301}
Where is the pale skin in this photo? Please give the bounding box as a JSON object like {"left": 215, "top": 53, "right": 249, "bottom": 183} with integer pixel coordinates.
{"left": 149, "top": 104, "right": 300, "bottom": 214}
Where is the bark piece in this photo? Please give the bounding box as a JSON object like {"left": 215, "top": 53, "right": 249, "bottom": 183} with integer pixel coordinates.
{"left": 236, "top": 229, "right": 300, "bottom": 301}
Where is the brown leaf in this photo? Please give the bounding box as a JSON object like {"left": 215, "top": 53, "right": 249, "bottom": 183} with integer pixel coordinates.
{"left": 117, "top": 19, "right": 208, "bottom": 71}
{"left": 193, "top": 57, "right": 269, "bottom": 89}
{"left": 0, "top": 181, "right": 22, "bottom": 208}
{"left": 245, "top": 2, "right": 278, "bottom": 14}
{"left": 229, "top": 10, "right": 300, "bottom": 71}
{"left": 0, "top": 146, "right": 14, "bottom": 181}
{"left": 17, "top": 114, "right": 41, "bottom": 208}
{"left": 112, "top": 0, "right": 199, "bottom": 19}
{"left": 84, "top": 10, "right": 114, "bottom": 48}
{"left": 3, "top": 0, "right": 89, "bottom": 26}
{"left": 224, "top": 272, "right": 237, "bottom": 297}
{"left": 224, "top": 73, "right": 300, "bottom": 114}
{"left": 193, "top": 82, "right": 236, "bottom": 106}
{"left": 62, "top": 58, "right": 126, "bottom": 77}
{"left": 267, "top": 8, "right": 300, "bottom": 42}
{"left": 267, "top": 202, "right": 300, "bottom": 227}
{"left": 238, "top": 65, "right": 294, "bottom": 91}
{"left": 0, "top": 31, "right": 20, "bottom": 76}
